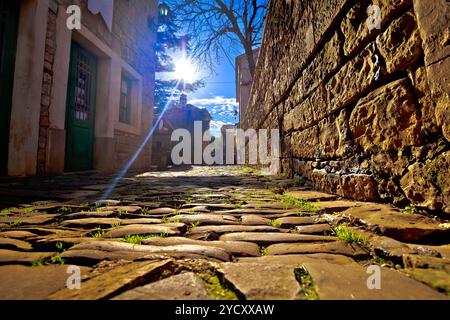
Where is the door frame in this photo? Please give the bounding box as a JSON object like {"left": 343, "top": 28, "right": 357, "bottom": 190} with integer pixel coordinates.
{"left": 64, "top": 42, "right": 98, "bottom": 172}
{"left": 0, "top": 0, "right": 20, "bottom": 175}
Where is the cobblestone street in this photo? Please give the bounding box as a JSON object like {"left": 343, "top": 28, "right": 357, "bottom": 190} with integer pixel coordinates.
{"left": 0, "top": 166, "right": 448, "bottom": 300}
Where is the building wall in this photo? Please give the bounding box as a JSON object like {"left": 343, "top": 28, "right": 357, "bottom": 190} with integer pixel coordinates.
{"left": 236, "top": 49, "right": 259, "bottom": 126}
{"left": 242, "top": 0, "right": 450, "bottom": 214}
{"left": 8, "top": 0, "right": 157, "bottom": 176}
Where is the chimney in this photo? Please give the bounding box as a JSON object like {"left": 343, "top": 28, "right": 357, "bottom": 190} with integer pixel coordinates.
{"left": 179, "top": 93, "right": 187, "bottom": 108}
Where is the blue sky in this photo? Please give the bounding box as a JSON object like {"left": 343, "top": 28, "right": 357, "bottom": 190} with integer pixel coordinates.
{"left": 189, "top": 54, "right": 238, "bottom": 137}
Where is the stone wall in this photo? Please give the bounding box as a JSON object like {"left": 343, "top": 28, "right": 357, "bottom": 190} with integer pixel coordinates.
{"left": 37, "top": 8, "right": 58, "bottom": 175}
{"left": 114, "top": 129, "right": 152, "bottom": 171}
{"left": 242, "top": 0, "right": 450, "bottom": 213}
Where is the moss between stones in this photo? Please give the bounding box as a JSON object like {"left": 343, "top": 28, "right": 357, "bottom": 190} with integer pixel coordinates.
{"left": 294, "top": 266, "right": 319, "bottom": 300}
{"left": 199, "top": 274, "right": 238, "bottom": 300}
{"left": 332, "top": 223, "right": 369, "bottom": 247}
{"left": 274, "top": 194, "right": 321, "bottom": 213}
{"left": 405, "top": 268, "right": 450, "bottom": 297}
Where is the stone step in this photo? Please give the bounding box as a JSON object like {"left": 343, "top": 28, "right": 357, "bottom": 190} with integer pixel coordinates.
{"left": 237, "top": 253, "right": 356, "bottom": 266}
{"left": 168, "top": 214, "right": 240, "bottom": 225}
{"left": 97, "top": 206, "right": 142, "bottom": 213}
{"left": 103, "top": 224, "right": 183, "bottom": 238}
{"left": 285, "top": 190, "right": 338, "bottom": 202}
{"left": 0, "top": 238, "right": 33, "bottom": 251}
{"left": 219, "top": 232, "right": 337, "bottom": 246}
{"left": 275, "top": 216, "right": 325, "bottom": 228}
{"left": 0, "top": 230, "right": 37, "bottom": 239}
{"left": 189, "top": 225, "right": 282, "bottom": 235}
{"left": 240, "top": 215, "right": 270, "bottom": 225}
{"left": 301, "top": 261, "right": 448, "bottom": 300}
{"left": 64, "top": 241, "right": 232, "bottom": 262}
{"left": 49, "top": 260, "right": 173, "bottom": 300}
{"left": 295, "top": 224, "right": 333, "bottom": 235}
{"left": 112, "top": 272, "right": 212, "bottom": 300}
{"left": 142, "top": 237, "right": 260, "bottom": 257}
{"left": 341, "top": 204, "right": 450, "bottom": 243}
{"left": 266, "top": 241, "right": 368, "bottom": 258}
{"left": 0, "top": 249, "right": 54, "bottom": 265}
{"left": 0, "top": 214, "right": 57, "bottom": 225}
{"left": 60, "top": 218, "right": 123, "bottom": 229}
{"left": 216, "top": 208, "right": 303, "bottom": 215}
{"left": 218, "top": 263, "right": 300, "bottom": 300}
{"left": 0, "top": 265, "right": 91, "bottom": 299}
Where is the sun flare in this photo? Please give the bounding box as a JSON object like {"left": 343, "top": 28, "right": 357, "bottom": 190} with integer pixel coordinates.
{"left": 174, "top": 57, "right": 197, "bottom": 82}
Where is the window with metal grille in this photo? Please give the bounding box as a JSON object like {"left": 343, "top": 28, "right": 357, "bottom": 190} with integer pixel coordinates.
{"left": 119, "top": 76, "right": 132, "bottom": 124}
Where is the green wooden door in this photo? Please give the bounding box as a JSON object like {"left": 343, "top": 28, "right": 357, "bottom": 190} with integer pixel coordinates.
{"left": 65, "top": 43, "right": 97, "bottom": 172}
{"left": 0, "top": 0, "right": 19, "bottom": 175}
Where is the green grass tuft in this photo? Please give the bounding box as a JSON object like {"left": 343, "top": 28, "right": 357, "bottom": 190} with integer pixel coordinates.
{"left": 261, "top": 247, "right": 269, "bottom": 256}
{"left": 274, "top": 194, "right": 321, "bottom": 213}
{"left": 90, "top": 228, "right": 105, "bottom": 238}
{"left": 402, "top": 205, "right": 418, "bottom": 214}
{"left": 295, "top": 266, "right": 319, "bottom": 300}
{"left": 123, "top": 233, "right": 169, "bottom": 244}
{"left": 116, "top": 209, "right": 128, "bottom": 216}
{"left": 333, "top": 223, "right": 368, "bottom": 247}
{"left": 111, "top": 221, "right": 121, "bottom": 228}
{"left": 201, "top": 275, "right": 238, "bottom": 300}
{"left": 49, "top": 254, "right": 65, "bottom": 265}
{"left": 30, "top": 259, "right": 45, "bottom": 267}
{"left": 55, "top": 242, "right": 64, "bottom": 251}
{"left": 267, "top": 219, "right": 281, "bottom": 228}
{"left": 190, "top": 221, "right": 201, "bottom": 227}
{"left": 0, "top": 207, "right": 16, "bottom": 215}
{"left": 8, "top": 220, "right": 23, "bottom": 227}
{"left": 122, "top": 234, "right": 149, "bottom": 244}
{"left": 57, "top": 206, "right": 72, "bottom": 213}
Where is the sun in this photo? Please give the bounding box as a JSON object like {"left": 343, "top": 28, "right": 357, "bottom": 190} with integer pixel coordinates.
{"left": 174, "top": 57, "right": 197, "bottom": 82}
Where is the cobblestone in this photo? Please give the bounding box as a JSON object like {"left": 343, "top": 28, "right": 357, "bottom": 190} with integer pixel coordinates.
{"left": 0, "top": 166, "right": 448, "bottom": 299}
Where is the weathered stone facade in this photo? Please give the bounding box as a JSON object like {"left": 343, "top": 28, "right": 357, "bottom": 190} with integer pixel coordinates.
{"left": 242, "top": 0, "right": 450, "bottom": 213}
{"left": 6, "top": 0, "right": 157, "bottom": 176}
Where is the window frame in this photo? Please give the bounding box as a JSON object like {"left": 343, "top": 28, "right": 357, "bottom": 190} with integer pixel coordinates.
{"left": 114, "top": 64, "right": 143, "bottom": 136}
{"left": 119, "top": 75, "right": 132, "bottom": 124}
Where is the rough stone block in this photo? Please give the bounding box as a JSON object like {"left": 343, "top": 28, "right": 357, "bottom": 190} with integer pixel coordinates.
{"left": 326, "top": 43, "right": 382, "bottom": 114}
{"left": 413, "top": 0, "right": 450, "bottom": 67}
{"left": 341, "top": 0, "right": 413, "bottom": 57}
{"left": 401, "top": 151, "right": 450, "bottom": 213}
{"left": 349, "top": 78, "right": 421, "bottom": 154}
{"left": 376, "top": 11, "right": 422, "bottom": 74}
{"left": 290, "top": 127, "right": 319, "bottom": 159}
{"left": 412, "top": 67, "right": 439, "bottom": 135}
{"left": 301, "top": 32, "right": 343, "bottom": 97}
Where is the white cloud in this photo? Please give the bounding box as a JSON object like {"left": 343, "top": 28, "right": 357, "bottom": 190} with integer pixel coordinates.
{"left": 189, "top": 96, "right": 238, "bottom": 137}
{"left": 190, "top": 96, "right": 238, "bottom": 107}
{"left": 209, "top": 120, "right": 230, "bottom": 137}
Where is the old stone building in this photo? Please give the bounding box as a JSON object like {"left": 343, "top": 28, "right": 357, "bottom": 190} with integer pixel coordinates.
{"left": 242, "top": 0, "right": 450, "bottom": 213}
{"left": 0, "top": 0, "right": 158, "bottom": 176}
{"left": 235, "top": 49, "right": 259, "bottom": 126}
{"left": 152, "top": 94, "right": 212, "bottom": 167}
{"left": 220, "top": 124, "right": 237, "bottom": 164}
{"left": 151, "top": 113, "right": 174, "bottom": 169}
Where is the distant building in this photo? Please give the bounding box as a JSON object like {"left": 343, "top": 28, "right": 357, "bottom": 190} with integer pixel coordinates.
{"left": 152, "top": 95, "right": 212, "bottom": 167}
{"left": 220, "top": 124, "right": 237, "bottom": 164}
{"left": 151, "top": 115, "right": 174, "bottom": 169}
{"left": 0, "top": 0, "right": 158, "bottom": 176}
{"left": 235, "top": 49, "right": 260, "bottom": 127}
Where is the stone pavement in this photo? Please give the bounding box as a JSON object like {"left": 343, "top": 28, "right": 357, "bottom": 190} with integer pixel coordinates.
{"left": 0, "top": 166, "right": 449, "bottom": 300}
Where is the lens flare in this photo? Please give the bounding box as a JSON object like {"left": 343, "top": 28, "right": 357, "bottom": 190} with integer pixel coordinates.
{"left": 99, "top": 80, "right": 181, "bottom": 201}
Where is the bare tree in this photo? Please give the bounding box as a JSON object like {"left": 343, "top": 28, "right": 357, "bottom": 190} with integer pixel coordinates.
{"left": 167, "top": 0, "right": 268, "bottom": 77}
